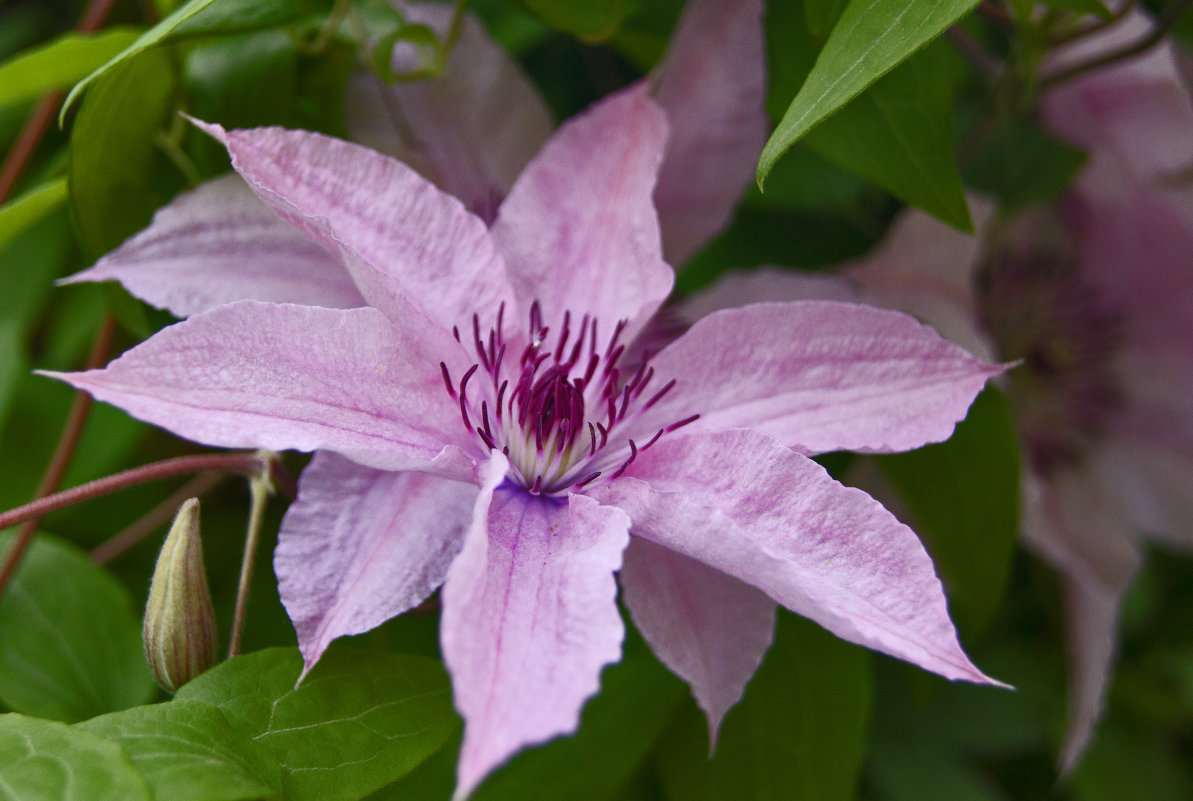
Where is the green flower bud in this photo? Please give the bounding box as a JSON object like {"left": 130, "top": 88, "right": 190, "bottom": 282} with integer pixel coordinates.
{"left": 143, "top": 498, "right": 217, "bottom": 693}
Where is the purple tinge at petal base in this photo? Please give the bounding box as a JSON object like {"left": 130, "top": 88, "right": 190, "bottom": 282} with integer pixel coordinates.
{"left": 490, "top": 85, "right": 674, "bottom": 340}
{"left": 41, "top": 301, "right": 480, "bottom": 478}
{"left": 591, "top": 429, "right": 1005, "bottom": 687}
{"left": 619, "top": 537, "right": 776, "bottom": 745}
{"left": 441, "top": 454, "right": 631, "bottom": 799}
{"left": 276, "top": 451, "right": 479, "bottom": 676}
{"left": 635, "top": 301, "right": 1004, "bottom": 455}
{"left": 62, "top": 174, "right": 364, "bottom": 317}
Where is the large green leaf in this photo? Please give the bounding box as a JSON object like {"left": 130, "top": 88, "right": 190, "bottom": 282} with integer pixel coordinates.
{"left": 0, "top": 532, "right": 156, "bottom": 722}
{"left": 373, "top": 639, "right": 686, "bottom": 801}
{"left": 0, "top": 714, "right": 152, "bottom": 801}
{"left": 175, "top": 647, "right": 456, "bottom": 801}
{"left": 0, "top": 28, "right": 140, "bottom": 110}
{"left": 759, "top": 0, "right": 981, "bottom": 184}
{"left": 78, "top": 700, "right": 282, "bottom": 801}
{"left": 657, "top": 612, "right": 872, "bottom": 801}
{"left": 61, "top": 0, "right": 316, "bottom": 121}
{"left": 766, "top": 0, "right": 970, "bottom": 229}
{"left": 877, "top": 387, "right": 1021, "bottom": 637}
{"left": 68, "top": 47, "right": 180, "bottom": 260}
{"left": 0, "top": 177, "right": 67, "bottom": 250}
{"left": 964, "top": 117, "right": 1087, "bottom": 210}
{"left": 805, "top": 43, "right": 971, "bottom": 230}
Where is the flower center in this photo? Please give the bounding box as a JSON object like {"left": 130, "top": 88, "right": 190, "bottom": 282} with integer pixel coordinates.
{"left": 439, "top": 301, "right": 698, "bottom": 495}
{"left": 978, "top": 230, "right": 1124, "bottom": 476}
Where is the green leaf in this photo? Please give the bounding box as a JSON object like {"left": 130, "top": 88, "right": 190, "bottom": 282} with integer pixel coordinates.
{"left": 964, "top": 117, "right": 1087, "bottom": 210}
{"left": 68, "top": 46, "right": 181, "bottom": 259}
{"left": 867, "top": 741, "right": 1012, "bottom": 801}
{"left": 474, "top": 648, "right": 685, "bottom": 800}
{"left": 176, "top": 647, "right": 456, "bottom": 801}
{"left": 0, "top": 28, "right": 141, "bottom": 110}
{"left": 60, "top": 0, "right": 316, "bottom": 121}
{"left": 1069, "top": 724, "right": 1193, "bottom": 801}
{"left": 0, "top": 177, "right": 66, "bottom": 251}
{"left": 759, "top": 0, "right": 981, "bottom": 185}
{"left": 374, "top": 640, "right": 686, "bottom": 801}
{"left": 0, "top": 714, "right": 152, "bottom": 801}
{"left": 78, "top": 700, "right": 282, "bottom": 801}
{"left": 657, "top": 612, "right": 872, "bottom": 801}
{"left": 521, "top": 0, "right": 638, "bottom": 41}
{"left": 185, "top": 28, "right": 300, "bottom": 129}
{"left": 0, "top": 532, "right": 156, "bottom": 722}
{"left": 804, "top": 0, "right": 849, "bottom": 38}
{"left": 805, "top": 43, "right": 971, "bottom": 230}
{"left": 877, "top": 388, "right": 1021, "bottom": 637}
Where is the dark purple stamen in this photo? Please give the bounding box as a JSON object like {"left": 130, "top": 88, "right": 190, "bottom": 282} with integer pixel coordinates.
{"left": 666, "top": 414, "right": 700, "bottom": 432}
{"left": 438, "top": 302, "right": 698, "bottom": 496}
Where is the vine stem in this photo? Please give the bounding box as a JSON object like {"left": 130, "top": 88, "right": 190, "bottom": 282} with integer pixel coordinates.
{"left": 0, "top": 317, "right": 115, "bottom": 598}
{"left": 0, "top": 452, "right": 278, "bottom": 538}
{"left": 1040, "top": 0, "right": 1193, "bottom": 89}
{"left": 227, "top": 475, "right": 272, "bottom": 658}
{"left": 0, "top": 0, "right": 119, "bottom": 203}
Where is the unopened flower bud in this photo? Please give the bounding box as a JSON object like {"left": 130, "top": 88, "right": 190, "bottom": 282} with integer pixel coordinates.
{"left": 143, "top": 498, "right": 217, "bottom": 693}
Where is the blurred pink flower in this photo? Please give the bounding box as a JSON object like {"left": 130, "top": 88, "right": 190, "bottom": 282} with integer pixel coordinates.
{"left": 52, "top": 1, "right": 1003, "bottom": 795}
{"left": 687, "top": 11, "right": 1193, "bottom": 772}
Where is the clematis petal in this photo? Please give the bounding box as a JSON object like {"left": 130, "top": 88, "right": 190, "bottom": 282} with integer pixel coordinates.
{"left": 441, "top": 454, "right": 631, "bottom": 799}
{"left": 346, "top": 2, "right": 553, "bottom": 222}
{"left": 635, "top": 301, "right": 1002, "bottom": 455}
{"left": 1019, "top": 468, "right": 1143, "bottom": 773}
{"left": 43, "top": 301, "right": 479, "bottom": 478}
{"left": 589, "top": 429, "right": 1000, "bottom": 686}
{"left": 276, "top": 451, "right": 478, "bottom": 675}
{"left": 63, "top": 174, "right": 363, "bottom": 317}
{"left": 192, "top": 119, "right": 513, "bottom": 331}
{"left": 490, "top": 85, "right": 674, "bottom": 337}
{"left": 653, "top": 0, "right": 767, "bottom": 265}
{"left": 620, "top": 536, "right": 775, "bottom": 744}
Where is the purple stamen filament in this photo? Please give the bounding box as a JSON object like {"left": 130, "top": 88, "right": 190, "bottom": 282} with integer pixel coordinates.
{"left": 442, "top": 301, "right": 698, "bottom": 494}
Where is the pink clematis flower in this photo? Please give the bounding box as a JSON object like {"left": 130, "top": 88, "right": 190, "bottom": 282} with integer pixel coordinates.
{"left": 65, "top": 0, "right": 766, "bottom": 312}
{"left": 687, "top": 11, "right": 1193, "bottom": 772}
{"left": 49, "top": 3, "right": 1004, "bottom": 796}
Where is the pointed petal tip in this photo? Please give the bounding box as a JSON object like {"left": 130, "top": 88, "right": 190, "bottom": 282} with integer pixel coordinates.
{"left": 182, "top": 113, "right": 228, "bottom": 145}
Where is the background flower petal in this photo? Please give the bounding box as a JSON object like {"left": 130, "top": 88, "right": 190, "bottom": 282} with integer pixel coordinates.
{"left": 441, "top": 455, "right": 630, "bottom": 799}
{"left": 194, "top": 119, "right": 514, "bottom": 332}
{"left": 43, "top": 301, "right": 479, "bottom": 477}
{"left": 345, "top": 2, "right": 553, "bottom": 223}
{"left": 590, "top": 429, "right": 1001, "bottom": 686}
{"left": 636, "top": 300, "right": 1001, "bottom": 455}
{"left": 653, "top": 0, "right": 767, "bottom": 265}
{"left": 276, "top": 452, "right": 478, "bottom": 676}
{"left": 63, "top": 174, "right": 363, "bottom": 317}
{"left": 490, "top": 85, "right": 673, "bottom": 339}
{"left": 620, "top": 536, "right": 775, "bottom": 745}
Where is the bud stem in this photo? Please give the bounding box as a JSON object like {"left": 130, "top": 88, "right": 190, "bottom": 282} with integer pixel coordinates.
{"left": 227, "top": 474, "right": 272, "bottom": 658}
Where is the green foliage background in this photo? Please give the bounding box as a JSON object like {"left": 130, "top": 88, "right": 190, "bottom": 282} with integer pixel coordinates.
{"left": 0, "top": 0, "right": 1191, "bottom": 798}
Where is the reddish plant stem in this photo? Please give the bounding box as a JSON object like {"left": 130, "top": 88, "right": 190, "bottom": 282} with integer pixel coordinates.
{"left": 0, "top": 453, "right": 274, "bottom": 535}
{"left": 90, "top": 471, "right": 225, "bottom": 565}
{"left": 0, "top": 317, "right": 115, "bottom": 597}
{"left": 0, "top": 0, "right": 118, "bottom": 204}
{"left": 1041, "top": 0, "right": 1193, "bottom": 89}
